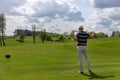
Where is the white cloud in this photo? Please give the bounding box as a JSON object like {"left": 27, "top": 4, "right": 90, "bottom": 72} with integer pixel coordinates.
{"left": 31, "top": 0, "right": 84, "bottom": 22}
{"left": 32, "top": 0, "right": 69, "bottom": 17}
{"left": 10, "top": 0, "right": 84, "bottom": 22}
{"left": 3, "top": 0, "right": 84, "bottom": 35}
{"left": 5, "top": 15, "right": 29, "bottom": 35}
{"left": 11, "top": 5, "right": 35, "bottom": 16}
{"left": 84, "top": 0, "right": 120, "bottom": 35}
{"left": 86, "top": 7, "right": 120, "bottom": 35}
{"left": 43, "top": 18, "right": 82, "bottom": 33}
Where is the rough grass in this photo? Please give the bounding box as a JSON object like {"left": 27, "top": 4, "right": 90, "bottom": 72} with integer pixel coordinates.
{"left": 0, "top": 37, "right": 120, "bottom": 80}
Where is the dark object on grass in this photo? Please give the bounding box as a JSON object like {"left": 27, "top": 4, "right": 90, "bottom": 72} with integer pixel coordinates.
{"left": 5, "top": 54, "right": 11, "bottom": 59}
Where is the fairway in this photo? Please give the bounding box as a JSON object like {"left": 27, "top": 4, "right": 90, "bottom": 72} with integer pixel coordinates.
{"left": 0, "top": 37, "right": 120, "bottom": 80}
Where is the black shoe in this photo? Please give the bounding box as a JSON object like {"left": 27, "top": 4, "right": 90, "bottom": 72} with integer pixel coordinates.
{"left": 80, "top": 72, "right": 84, "bottom": 74}
{"left": 89, "top": 70, "right": 94, "bottom": 74}
{"left": 78, "top": 71, "right": 84, "bottom": 74}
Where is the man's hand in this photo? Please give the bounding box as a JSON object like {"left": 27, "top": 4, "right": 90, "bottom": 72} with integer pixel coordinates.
{"left": 90, "top": 32, "right": 95, "bottom": 38}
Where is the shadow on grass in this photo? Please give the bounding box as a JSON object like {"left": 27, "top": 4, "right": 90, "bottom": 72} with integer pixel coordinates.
{"left": 81, "top": 72, "right": 115, "bottom": 79}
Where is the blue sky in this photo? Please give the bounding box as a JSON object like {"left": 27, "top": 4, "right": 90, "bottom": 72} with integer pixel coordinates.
{"left": 0, "top": 0, "right": 120, "bottom": 36}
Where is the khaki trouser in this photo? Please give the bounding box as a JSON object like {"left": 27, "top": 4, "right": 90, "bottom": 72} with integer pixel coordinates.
{"left": 77, "top": 46, "right": 92, "bottom": 72}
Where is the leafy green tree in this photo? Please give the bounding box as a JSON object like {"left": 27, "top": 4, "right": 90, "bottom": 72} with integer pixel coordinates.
{"left": 58, "top": 34, "right": 66, "bottom": 42}
{"left": 111, "top": 31, "right": 120, "bottom": 37}
{"left": 95, "top": 32, "right": 108, "bottom": 38}
{"left": 0, "top": 13, "right": 6, "bottom": 46}
{"left": 46, "top": 33, "right": 53, "bottom": 41}
{"left": 111, "top": 31, "right": 116, "bottom": 37}
{"left": 39, "top": 29, "right": 46, "bottom": 43}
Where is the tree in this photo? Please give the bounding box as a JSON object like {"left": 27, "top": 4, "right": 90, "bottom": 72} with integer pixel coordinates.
{"left": 46, "top": 33, "right": 53, "bottom": 41}
{"left": 58, "top": 34, "right": 66, "bottom": 42}
{"left": 95, "top": 32, "right": 108, "bottom": 38}
{"left": 0, "top": 34, "right": 2, "bottom": 46}
{"left": 16, "top": 31, "right": 25, "bottom": 42}
{"left": 39, "top": 29, "right": 46, "bottom": 43}
{"left": 0, "top": 13, "right": 6, "bottom": 46}
{"left": 111, "top": 31, "right": 120, "bottom": 37}
{"left": 111, "top": 31, "right": 116, "bottom": 37}
{"left": 32, "top": 25, "right": 36, "bottom": 43}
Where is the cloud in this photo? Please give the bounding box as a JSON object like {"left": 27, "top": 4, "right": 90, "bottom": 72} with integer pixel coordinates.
{"left": 109, "top": 14, "right": 120, "bottom": 21}
{"left": 7, "top": 0, "right": 84, "bottom": 23}
{"left": 108, "top": 9, "right": 120, "bottom": 21}
{"left": 64, "top": 11, "right": 84, "bottom": 21}
{"left": 86, "top": 8, "right": 120, "bottom": 35}
{"left": 86, "top": 0, "right": 120, "bottom": 35}
{"left": 91, "top": 0, "right": 120, "bottom": 8}
{"left": 0, "top": 0, "right": 26, "bottom": 14}
{"left": 2, "top": 0, "right": 83, "bottom": 35}
{"left": 32, "top": 0, "right": 69, "bottom": 18}
{"left": 5, "top": 15, "right": 29, "bottom": 35}
{"left": 2, "top": 0, "right": 120, "bottom": 36}
{"left": 97, "top": 8, "right": 120, "bottom": 27}
{"left": 27, "top": 17, "right": 39, "bottom": 23}
{"left": 96, "top": 17, "right": 112, "bottom": 28}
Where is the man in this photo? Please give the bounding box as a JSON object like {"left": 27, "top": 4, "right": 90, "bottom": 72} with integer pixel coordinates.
{"left": 73, "top": 25, "right": 94, "bottom": 74}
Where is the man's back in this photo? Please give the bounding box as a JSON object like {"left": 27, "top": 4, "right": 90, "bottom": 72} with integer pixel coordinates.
{"left": 76, "top": 31, "right": 89, "bottom": 46}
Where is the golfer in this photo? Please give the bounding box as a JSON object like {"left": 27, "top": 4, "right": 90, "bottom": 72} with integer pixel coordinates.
{"left": 73, "top": 25, "right": 94, "bottom": 74}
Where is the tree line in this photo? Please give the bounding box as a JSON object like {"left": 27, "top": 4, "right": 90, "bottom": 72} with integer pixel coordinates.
{"left": 15, "top": 29, "right": 120, "bottom": 43}
{"left": 0, "top": 13, "right": 120, "bottom": 46}
{"left": 15, "top": 29, "right": 70, "bottom": 43}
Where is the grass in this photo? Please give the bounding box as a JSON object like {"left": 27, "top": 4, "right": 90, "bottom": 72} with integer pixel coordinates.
{"left": 0, "top": 37, "right": 120, "bottom": 80}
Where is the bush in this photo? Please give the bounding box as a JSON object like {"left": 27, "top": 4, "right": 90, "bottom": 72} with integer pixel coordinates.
{"left": 58, "top": 34, "right": 66, "bottom": 42}
{"left": 16, "top": 31, "right": 25, "bottom": 42}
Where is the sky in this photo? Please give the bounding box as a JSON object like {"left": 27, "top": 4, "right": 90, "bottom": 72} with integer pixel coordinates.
{"left": 0, "top": 0, "right": 120, "bottom": 36}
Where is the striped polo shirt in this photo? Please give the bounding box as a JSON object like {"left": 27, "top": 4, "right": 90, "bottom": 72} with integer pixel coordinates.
{"left": 76, "top": 31, "right": 90, "bottom": 46}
